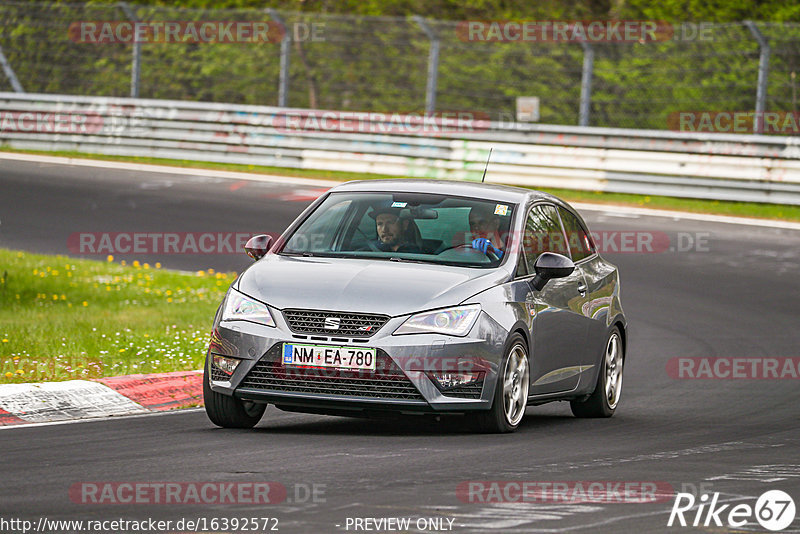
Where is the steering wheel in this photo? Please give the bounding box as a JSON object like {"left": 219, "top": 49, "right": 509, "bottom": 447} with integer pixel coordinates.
{"left": 436, "top": 243, "right": 499, "bottom": 261}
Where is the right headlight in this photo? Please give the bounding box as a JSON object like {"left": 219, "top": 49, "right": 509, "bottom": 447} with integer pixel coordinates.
{"left": 221, "top": 288, "right": 276, "bottom": 327}
{"left": 393, "top": 305, "right": 481, "bottom": 337}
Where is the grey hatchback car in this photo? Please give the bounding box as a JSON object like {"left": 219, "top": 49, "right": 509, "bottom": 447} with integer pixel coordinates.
{"left": 204, "top": 180, "right": 626, "bottom": 432}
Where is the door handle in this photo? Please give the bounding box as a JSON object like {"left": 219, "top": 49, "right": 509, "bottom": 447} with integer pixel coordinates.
{"left": 577, "top": 284, "right": 587, "bottom": 296}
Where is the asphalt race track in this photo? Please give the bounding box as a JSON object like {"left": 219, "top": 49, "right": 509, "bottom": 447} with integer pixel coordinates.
{"left": 1, "top": 158, "right": 799, "bottom": 533}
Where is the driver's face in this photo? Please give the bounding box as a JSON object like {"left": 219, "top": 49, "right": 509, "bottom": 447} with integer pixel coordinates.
{"left": 469, "top": 211, "right": 499, "bottom": 237}
{"left": 376, "top": 213, "right": 402, "bottom": 246}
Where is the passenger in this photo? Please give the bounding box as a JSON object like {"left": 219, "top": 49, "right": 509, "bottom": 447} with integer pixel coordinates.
{"left": 468, "top": 204, "right": 505, "bottom": 258}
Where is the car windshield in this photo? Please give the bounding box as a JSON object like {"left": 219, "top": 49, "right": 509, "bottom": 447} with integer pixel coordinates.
{"left": 279, "top": 192, "right": 516, "bottom": 267}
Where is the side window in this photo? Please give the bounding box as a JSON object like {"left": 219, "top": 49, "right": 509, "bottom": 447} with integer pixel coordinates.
{"left": 558, "top": 207, "right": 594, "bottom": 262}
{"left": 522, "top": 204, "right": 569, "bottom": 274}
{"left": 285, "top": 200, "right": 352, "bottom": 252}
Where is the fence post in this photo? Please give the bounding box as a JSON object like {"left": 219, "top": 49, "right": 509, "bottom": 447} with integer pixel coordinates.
{"left": 745, "top": 21, "right": 770, "bottom": 134}
{"left": 118, "top": 2, "right": 141, "bottom": 98}
{"left": 266, "top": 8, "right": 291, "bottom": 107}
{"left": 413, "top": 16, "right": 440, "bottom": 115}
{"left": 0, "top": 45, "right": 24, "bottom": 93}
{"left": 579, "top": 41, "right": 594, "bottom": 127}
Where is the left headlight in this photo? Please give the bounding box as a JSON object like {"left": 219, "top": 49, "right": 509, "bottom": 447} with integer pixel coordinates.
{"left": 393, "top": 305, "right": 481, "bottom": 337}
{"left": 221, "top": 288, "right": 276, "bottom": 327}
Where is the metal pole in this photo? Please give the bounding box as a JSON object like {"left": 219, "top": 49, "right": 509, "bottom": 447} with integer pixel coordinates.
{"left": 266, "top": 8, "right": 290, "bottom": 107}
{"left": 118, "top": 2, "right": 141, "bottom": 98}
{"left": 579, "top": 41, "right": 594, "bottom": 127}
{"left": 745, "top": 21, "right": 770, "bottom": 134}
{"left": 0, "top": 45, "right": 24, "bottom": 93}
{"left": 413, "top": 16, "right": 440, "bottom": 115}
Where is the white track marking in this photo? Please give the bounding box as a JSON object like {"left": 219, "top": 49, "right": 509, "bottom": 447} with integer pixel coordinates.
{"left": 0, "top": 406, "right": 204, "bottom": 430}
{"left": 0, "top": 380, "right": 148, "bottom": 423}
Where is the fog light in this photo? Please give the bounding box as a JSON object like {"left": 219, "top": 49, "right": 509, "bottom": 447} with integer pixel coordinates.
{"left": 429, "top": 371, "right": 484, "bottom": 390}
{"left": 212, "top": 354, "right": 241, "bottom": 376}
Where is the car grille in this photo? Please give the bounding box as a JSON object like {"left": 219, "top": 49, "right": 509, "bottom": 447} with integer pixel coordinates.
{"left": 283, "top": 309, "right": 389, "bottom": 338}
{"left": 210, "top": 364, "right": 231, "bottom": 382}
{"left": 440, "top": 380, "right": 484, "bottom": 399}
{"left": 239, "top": 346, "right": 424, "bottom": 401}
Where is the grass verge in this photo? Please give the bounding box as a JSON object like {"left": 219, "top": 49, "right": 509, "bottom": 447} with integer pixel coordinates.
{"left": 0, "top": 248, "right": 232, "bottom": 384}
{"left": 3, "top": 147, "right": 800, "bottom": 222}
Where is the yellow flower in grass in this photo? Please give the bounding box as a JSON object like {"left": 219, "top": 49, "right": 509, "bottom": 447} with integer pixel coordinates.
{"left": 4, "top": 372, "right": 12, "bottom": 378}
{"left": 133, "top": 260, "right": 140, "bottom": 268}
{"left": 82, "top": 301, "right": 88, "bottom": 307}
{"left": 2, "top": 339, "right": 8, "bottom": 343}
{"left": 155, "top": 262, "right": 161, "bottom": 269}
{"left": 107, "top": 255, "right": 114, "bottom": 262}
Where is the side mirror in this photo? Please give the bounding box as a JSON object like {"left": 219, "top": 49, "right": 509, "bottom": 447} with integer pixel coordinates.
{"left": 529, "top": 252, "right": 574, "bottom": 291}
{"left": 244, "top": 234, "right": 273, "bottom": 261}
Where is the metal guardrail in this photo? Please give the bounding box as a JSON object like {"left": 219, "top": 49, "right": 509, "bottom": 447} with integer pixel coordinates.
{"left": 1, "top": 92, "right": 799, "bottom": 205}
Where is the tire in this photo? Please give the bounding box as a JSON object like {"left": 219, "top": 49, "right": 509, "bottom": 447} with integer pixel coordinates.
{"left": 203, "top": 363, "right": 266, "bottom": 429}
{"left": 475, "top": 333, "right": 530, "bottom": 433}
{"left": 571, "top": 326, "right": 623, "bottom": 418}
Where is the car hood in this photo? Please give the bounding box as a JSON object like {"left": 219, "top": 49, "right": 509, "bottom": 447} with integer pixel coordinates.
{"left": 236, "top": 254, "right": 510, "bottom": 317}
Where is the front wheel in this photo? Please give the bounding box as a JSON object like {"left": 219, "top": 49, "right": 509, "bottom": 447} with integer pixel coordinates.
{"left": 571, "top": 327, "right": 624, "bottom": 418}
{"left": 475, "top": 334, "right": 530, "bottom": 433}
{"left": 203, "top": 364, "right": 266, "bottom": 428}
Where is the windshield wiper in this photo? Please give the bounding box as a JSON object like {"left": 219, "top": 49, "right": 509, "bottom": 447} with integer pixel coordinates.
{"left": 389, "top": 256, "right": 436, "bottom": 265}
{"left": 281, "top": 251, "right": 318, "bottom": 257}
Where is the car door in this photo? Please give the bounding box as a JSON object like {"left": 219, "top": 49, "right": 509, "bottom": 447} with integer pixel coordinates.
{"left": 558, "top": 206, "right": 618, "bottom": 371}
{"left": 519, "top": 203, "right": 591, "bottom": 395}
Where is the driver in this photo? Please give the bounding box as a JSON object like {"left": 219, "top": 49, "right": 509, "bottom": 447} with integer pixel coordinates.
{"left": 370, "top": 206, "right": 421, "bottom": 253}
{"left": 468, "top": 204, "right": 505, "bottom": 258}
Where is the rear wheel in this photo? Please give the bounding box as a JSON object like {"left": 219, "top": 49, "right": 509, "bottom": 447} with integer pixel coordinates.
{"left": 203, "top": 363, "right": 266, "bottom": 428}
{"left": 571, "top": 327, "right": 623, "bottom": 418}
{"left": 475, "top": 334, "right": 529, "bottom": 433}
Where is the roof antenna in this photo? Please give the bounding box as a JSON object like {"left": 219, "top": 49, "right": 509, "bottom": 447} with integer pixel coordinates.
{"left": 480, "top": 148, "right": 493, "bottom": 183}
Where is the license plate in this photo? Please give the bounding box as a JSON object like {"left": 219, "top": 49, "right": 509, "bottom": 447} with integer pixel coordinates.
{"left": 282, "top": 343, "right": 376, "bottom": 371}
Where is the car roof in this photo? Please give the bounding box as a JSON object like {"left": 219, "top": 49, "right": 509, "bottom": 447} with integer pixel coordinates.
{"left": 330, "top": 179, "right": 561, "bottom": 205}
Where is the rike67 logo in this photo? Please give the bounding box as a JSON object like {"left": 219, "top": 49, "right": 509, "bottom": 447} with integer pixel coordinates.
{"left": 668, "top": 490, "right": 796, "bottom": 531}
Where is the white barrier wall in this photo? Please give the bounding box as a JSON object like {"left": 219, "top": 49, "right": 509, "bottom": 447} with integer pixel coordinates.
{"left": 1, "top": 92, "right": 799, "bottom": 205}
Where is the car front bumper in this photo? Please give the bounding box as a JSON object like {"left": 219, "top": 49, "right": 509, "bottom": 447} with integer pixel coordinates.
{"left": 207, "top": 310, "right": 509, "bottom": 413}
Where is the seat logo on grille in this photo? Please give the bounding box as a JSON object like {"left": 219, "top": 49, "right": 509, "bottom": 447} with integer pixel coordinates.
{"left": 324, "top": 317, "right": 341, "bottom": 330}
